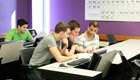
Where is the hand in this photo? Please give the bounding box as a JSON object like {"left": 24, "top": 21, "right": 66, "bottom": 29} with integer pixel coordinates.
{"left": 71, "top": 54, "right": 78, "bottom": 59}
{"left": 62, "top": 38, "right": 68, "bottom": 47}
{"left": 87, "top": 49, "right": 94, "bottom": 53}
{"left": 69, "top": 33, "right": 76, "bottom": 43}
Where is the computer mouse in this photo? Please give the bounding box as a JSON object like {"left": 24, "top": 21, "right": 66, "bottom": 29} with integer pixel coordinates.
{"left": 59, "top": 63, "right": 66, "bottom": 67}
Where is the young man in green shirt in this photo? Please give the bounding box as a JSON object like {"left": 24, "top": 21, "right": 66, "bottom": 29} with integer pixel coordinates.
{"left": 5, "top": 19, "right": 34, "bottom": 43}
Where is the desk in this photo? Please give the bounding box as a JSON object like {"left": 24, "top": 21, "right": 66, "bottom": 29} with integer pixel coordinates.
{"left": 38, "top": 63, "right": 102, "bottom": 80}
{"left": 100, "top": 39, "right": 140, "bottom": 64}
{"left": 38, "top": 39, "right": 140, "bottom": 80}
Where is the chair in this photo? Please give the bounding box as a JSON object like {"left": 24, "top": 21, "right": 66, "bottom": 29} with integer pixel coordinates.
{"left": 118, "top": 51, "right": 134, "bottom": 80}
{"left": 20, "top": 47, "right": 43, "bottom": 80}
{"left": 28, "top": 29, "right": 37, "bottom": 38}
{"left": 20, "top": 47, "right": 36, "bottom": 79}
{"left": 132, "top": 59, "right": 140, "bottom": 80}
{"left": 20, "top": 47, "right": 35, "bottom": 65}
{"left": 0, "top": 37, "right": 5, "bottom": 42}
{"left": 106, "top": 34, "right": 118, "bottom": 45}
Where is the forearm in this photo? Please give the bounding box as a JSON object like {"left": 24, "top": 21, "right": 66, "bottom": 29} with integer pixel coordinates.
{"left": 75, "top": 45, "right": 87, "bottom": 53}
{"left": 4, "top": 39, "right": 10, "bottom": 42}
{"left": 68, "top": 45, "right": 76, "bottom": 56}
{"left": 30, "top": 40, "right": 35, "bottom": 43}
{"left": 60, "top": 45, "right": 68, "bottom": 55}
{"left": 56, "top": 54, "right": 78, "bottom": 62}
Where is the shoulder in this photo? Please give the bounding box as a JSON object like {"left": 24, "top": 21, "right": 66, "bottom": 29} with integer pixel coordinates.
{"left": 8, "top": 28, "right": 17, "bottom": 33}
{"left": 95, "top": 34, "right": 99, "bottom": 38}
{"left": 6, "top": 28, "right": 17, "bottom": 35}
{"left": 24, "top": 29, "right": 30, "bottom": 34}
{"left": 44, "top": 34, "right": 55, "bottom": 42}
{"left": 77, "top": 32, "right": 87, "bottom": 40}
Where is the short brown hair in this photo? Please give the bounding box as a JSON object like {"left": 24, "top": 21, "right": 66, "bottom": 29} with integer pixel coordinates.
{"left": 89, "top": 21, "right": 99, "bottom": 28}
{"left": 68, "top": 20, "right": 81, "bottom": 31}
{"left": 55, "top": 22, "right": 70, "bottom": 33}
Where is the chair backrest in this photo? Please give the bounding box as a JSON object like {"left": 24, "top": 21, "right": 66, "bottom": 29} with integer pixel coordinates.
{"left": 118, "top": 51, "right": 134, "bottom": 80}
{"left": 106, "top": 34, "right": 117, "bottom": 45}
{"left": 28, "top": 29, "right": 37, "bottom": 38}
{"left": 133, "top": 59, "right": 140, "bottom": 80}
{"left": 20, "top": 47, "right": 35, "bottom": 64}
{"left": 0, "top": 37, "right": 5, "bottom": 42}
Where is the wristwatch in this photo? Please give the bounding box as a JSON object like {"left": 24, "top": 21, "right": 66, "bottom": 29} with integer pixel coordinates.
{"left": 72, "top": 43, "right": 77, "bottom": 45}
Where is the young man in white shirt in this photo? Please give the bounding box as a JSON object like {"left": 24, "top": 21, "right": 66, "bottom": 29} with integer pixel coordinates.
{"left": 76, "top": 21, "right": 100, "bottom": 50}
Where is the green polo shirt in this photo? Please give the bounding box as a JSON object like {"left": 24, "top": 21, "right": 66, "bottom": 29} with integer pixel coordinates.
{"left": 5, "top": 28, "right": 32, "bottom": 41}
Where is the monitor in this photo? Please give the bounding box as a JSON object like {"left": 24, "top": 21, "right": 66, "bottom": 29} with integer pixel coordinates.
{"left": 117, "top": 51, "right": 134, "bottom": 80}
{"left": 88, "top": 50, "right": 117, "bottom": 78}
{"left": 88, "top": 49, "right": 107, "bottom": 70}
{"left": 33, "top": 37, "right": 43, "bottom": 47}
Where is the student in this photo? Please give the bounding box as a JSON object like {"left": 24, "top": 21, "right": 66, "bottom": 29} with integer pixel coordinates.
{"left": 28, "top": 22, "right": 78, "bottom": 80}
{"left": 76, "top": 21, "right": 99, "bottom": 50}
{"left": 5, "top": 19, "right": 34, "bottom": 43}
{"left": 63, "top": 20, "right": 93, "bottom": 53}
{"left": 30, "top": 22, "right": 78, "bottom": 66}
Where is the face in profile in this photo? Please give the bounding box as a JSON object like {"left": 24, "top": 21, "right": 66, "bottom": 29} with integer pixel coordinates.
{"left": 88, "top": 25, "right": 99, "bottom": 35}
{"left": 18, "top": 24, "right": 28, "bottom": 33}
{"left": 71, "top": 28, "right": 80, "bottom": 37}
{"left": 62, "top": 28, "right": 71, "bottom": 39}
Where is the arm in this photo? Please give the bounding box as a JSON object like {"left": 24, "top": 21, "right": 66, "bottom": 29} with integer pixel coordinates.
{"left": 30, "top": 39, "right": 35, "bottom": 43}
{"left": 75, "top": 45, "right": 94, "bottom": 53}
{"left": 61, "top": 38, "right": 76, "bottom": 56}
{"left": 63, "top": 44, "right": 76, "bottom": 56}
{"left": 4, "top": 39, "right": 10, "bottom": 42}
{"left": 49, "top": 47, "right": 78, "bottom": 62}
{"left": 4, "top": 30, "right": 13, "bottom": 42}
{"left": 60, "top": 38, "right": 69, "bottom": 55}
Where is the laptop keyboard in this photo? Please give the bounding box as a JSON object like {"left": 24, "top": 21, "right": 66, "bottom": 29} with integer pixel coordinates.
{"left": 67, "top": 58, "right": 90, "bottom": 66}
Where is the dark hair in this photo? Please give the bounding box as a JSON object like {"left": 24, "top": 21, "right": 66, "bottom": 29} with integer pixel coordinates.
{"left": 17, "top": 19, "right": 28, "bottom": 28}
{"left": 55, "top": 22, "right": 70, "bottom": 33}
{"left": 89, "top": 21, "right": 99, "bottom": 28}
{"left": 68, "top": 20, "right": 81, "bottom": 31}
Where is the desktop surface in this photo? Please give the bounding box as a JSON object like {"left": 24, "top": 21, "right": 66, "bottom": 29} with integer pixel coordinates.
{"left": 38, "top": 62, "right": 102, "bottom": 80}
{"left": 38, "top": 39, "right": 140, "bottom": 80}
{"left": 102, "top": 39, "right": 140, "bottom": 64}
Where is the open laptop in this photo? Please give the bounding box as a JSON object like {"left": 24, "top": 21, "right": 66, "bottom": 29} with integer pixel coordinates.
{"left": 0, "top": 41, "right": 24, "bottom": 64}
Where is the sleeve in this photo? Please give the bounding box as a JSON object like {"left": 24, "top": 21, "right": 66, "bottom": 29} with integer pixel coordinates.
{"left": 76, "top": 37, "right": 85, "bottom": 49}
{"left": 5, "top": 30, "right": 14, "bottom": 41}
{"left": 45, "top": 36, "right": 57, "bottom": 48}
{"left": 26, "top": 30, "right": 33, "bottom": 40}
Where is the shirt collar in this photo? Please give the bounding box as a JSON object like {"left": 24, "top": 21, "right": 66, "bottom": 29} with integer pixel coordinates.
{"left": 15, "top": 28, "right": 25, "bottom": 35}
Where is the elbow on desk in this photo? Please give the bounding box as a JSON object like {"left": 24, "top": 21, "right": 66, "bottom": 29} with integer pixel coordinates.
{"left": 55, "top": 57, "right": 63, "bottom": 63}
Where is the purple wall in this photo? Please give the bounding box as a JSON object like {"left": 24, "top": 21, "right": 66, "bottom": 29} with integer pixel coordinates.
{"left": 16, "top": 0, "right": 32, "bottom": 29}
{"left": 1, "top": 0, "right": 140, "bottom": 36}
{"left": 0, "top": 0, "right": 16, "bottom": 34}
{"left": 0, "top": 0, "right": 32, "bottom": 34}
{"left": 50, "top": 0, "right": 140, "bottom": 36}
